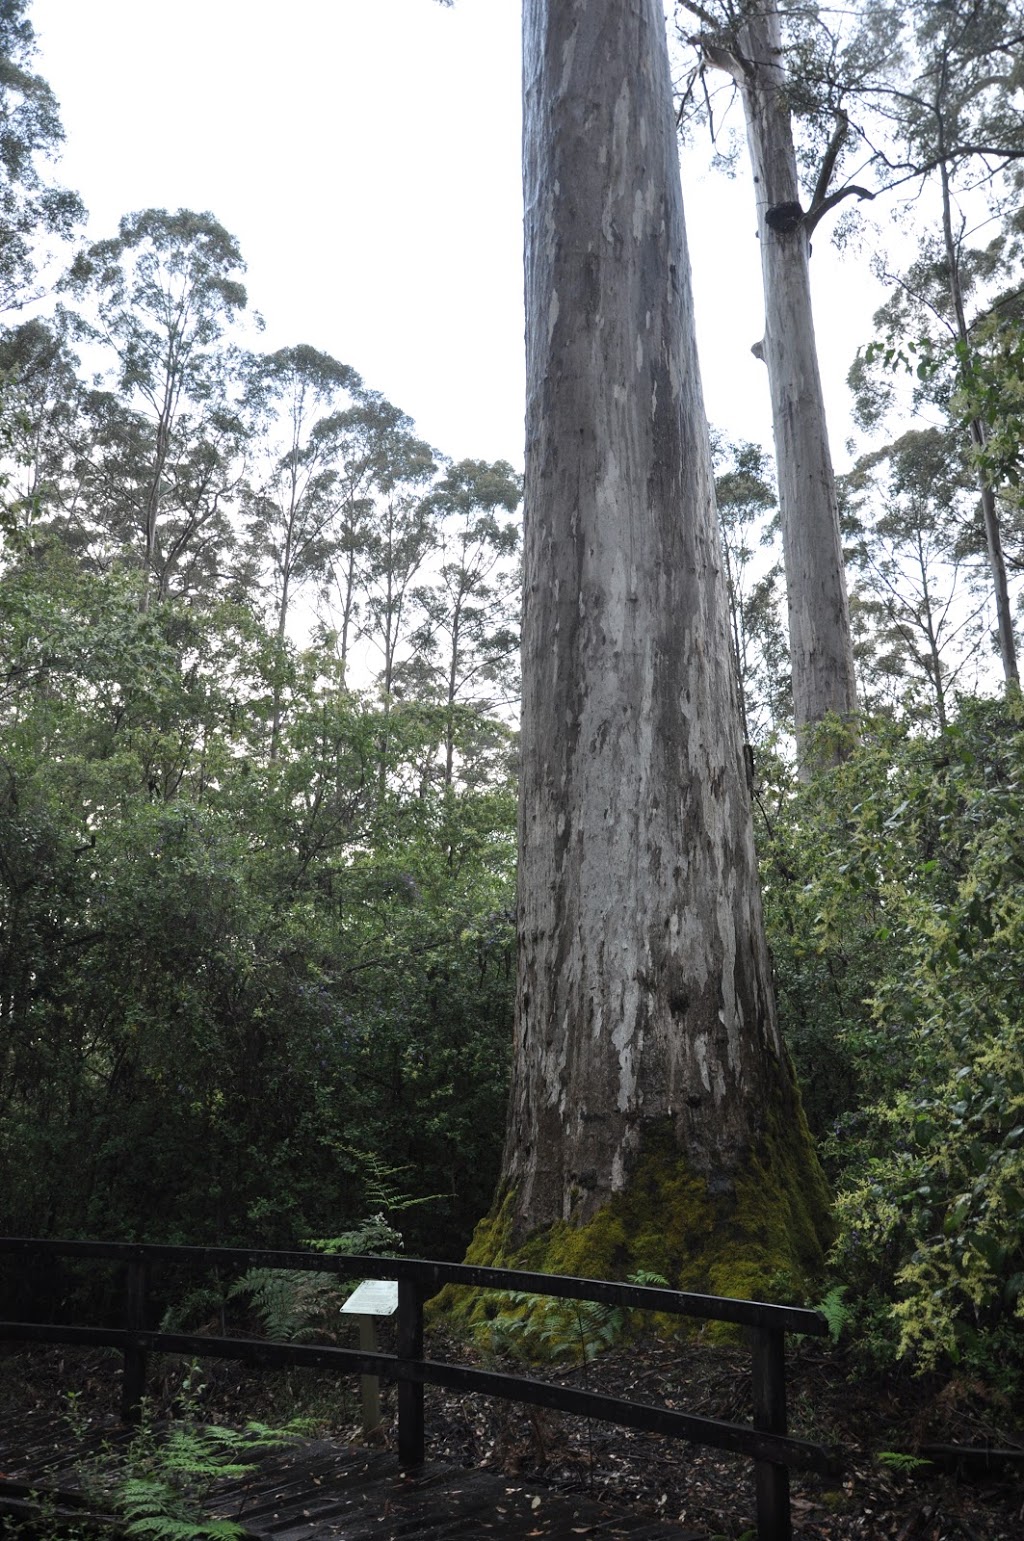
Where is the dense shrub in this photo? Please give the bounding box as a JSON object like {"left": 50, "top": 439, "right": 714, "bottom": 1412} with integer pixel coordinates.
{"left": 759, "top": 705, "right": 1024, "bottom": 1380}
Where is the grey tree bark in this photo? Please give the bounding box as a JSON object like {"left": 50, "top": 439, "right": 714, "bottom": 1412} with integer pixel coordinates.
{"left": 501, "top": 0, "right": 812, "bottom": 1244}
{"left": 682, "top": 3, "right": 859, "bottom": 748}
{"left": 936, "top": 155, "right": 1019, "bottom": 691}
{"left": 737, "top": 7, "right": 858, "bottom": 742}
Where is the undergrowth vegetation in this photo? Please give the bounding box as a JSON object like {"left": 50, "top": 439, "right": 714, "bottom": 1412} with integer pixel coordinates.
{"left": 760, "top": 701, "right": 1024, "bottom": 1388}
{"left": 96, "top": 1366, "right": 312, "bottom": 1541}
{"left": 4, "top": 616, "right": 1024, "bottom": 1399}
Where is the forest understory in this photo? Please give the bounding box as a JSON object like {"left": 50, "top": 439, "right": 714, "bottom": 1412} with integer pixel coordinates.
{"left": 2, "top": 1338, "right": 1023, "bottom": 1541}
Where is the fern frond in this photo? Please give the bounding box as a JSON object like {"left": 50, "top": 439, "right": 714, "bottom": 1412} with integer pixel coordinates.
{"left": 816, "top": 1285, "right": 851, "bottom": 1344}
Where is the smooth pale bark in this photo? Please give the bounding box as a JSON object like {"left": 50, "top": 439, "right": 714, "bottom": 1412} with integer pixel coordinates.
{"left": 937, "top": 157, "right": 1019, "bottom": 689}
{"left": 723, "top": 7, "right": 860, "bottom": 743}
{"left": 503, "top": 0, "right": 796, "bottom": 1237}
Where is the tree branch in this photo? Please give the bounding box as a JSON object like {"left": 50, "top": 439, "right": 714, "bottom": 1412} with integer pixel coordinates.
{"left": 809, "top": 108, "right": 850, "bottom": 213}
{"left": 804, "top": 182, "right": 877, "bottom": 235}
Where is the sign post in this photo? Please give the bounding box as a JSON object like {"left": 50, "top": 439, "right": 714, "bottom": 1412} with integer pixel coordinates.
{"left": 340, "top": 1278, "right": 398, "bottom": 1439}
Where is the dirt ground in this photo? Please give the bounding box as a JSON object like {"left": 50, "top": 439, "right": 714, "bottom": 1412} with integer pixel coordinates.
{"left": 1, "top": 1333, "right": 1022, "bottom": 1540}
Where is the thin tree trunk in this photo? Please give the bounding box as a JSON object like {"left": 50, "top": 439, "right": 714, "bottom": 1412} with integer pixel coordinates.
{"left": 721, "top": 537, "right": 751, "bottom": 743}
{"left": 736, "top": 6, "right": 858, "bottom": 750}
{"left": 336, "top": 540, "right": 358, "bottom": 686}
{"left": 937, "top": 155, "right": 1019, "bottom": 689}
{"left": 496, "top": 0, "right": 824, "bottom": 1262}
{"left": 141, "top": 412, "right": 171, "bottom": 616}
{"left": 269, "top": 564, "right": 290, "bottom": 763}
{"left": 269, "top": 469, "right": 299, "bottom": 763}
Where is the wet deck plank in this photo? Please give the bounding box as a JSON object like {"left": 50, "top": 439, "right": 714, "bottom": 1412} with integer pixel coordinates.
{"left": 0, "top": 1415, "right": 702, "bottom": 1539}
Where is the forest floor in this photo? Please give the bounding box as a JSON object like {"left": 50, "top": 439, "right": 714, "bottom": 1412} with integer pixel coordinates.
{"left": 1, "top": 1333, "right": 1023, "bottom": 1541}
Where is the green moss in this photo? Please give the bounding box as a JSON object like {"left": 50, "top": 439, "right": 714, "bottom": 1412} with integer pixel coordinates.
{"left": 437, "top": 1098, "right": 833, "bottom": 1338}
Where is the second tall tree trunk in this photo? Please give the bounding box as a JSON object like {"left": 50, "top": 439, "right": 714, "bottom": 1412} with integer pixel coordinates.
{"left": 736, "top": 6, "right": 860, "bottom": 747}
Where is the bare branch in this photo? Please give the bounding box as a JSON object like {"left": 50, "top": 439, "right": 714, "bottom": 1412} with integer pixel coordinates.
{"left": 804, "top": 182, "right": 877, "bottom": 235}
{"left": 809, "top": 108, "right": 850, "bottom": 212}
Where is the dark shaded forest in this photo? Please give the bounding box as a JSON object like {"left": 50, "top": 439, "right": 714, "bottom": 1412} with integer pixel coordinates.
{"left": 0, "top": 0, "right": 1023, "bottom": 1428}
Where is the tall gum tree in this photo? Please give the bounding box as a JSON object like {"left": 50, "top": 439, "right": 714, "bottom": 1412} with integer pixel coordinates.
{"left": 867, "top": 0, "right": 1024, "bottom": 690}
{"left": 63, "top": 209, "right": 250, "bottom": 610}
{"left": 467, "top": 0, "right": 830, "bottom": 1295}
{"left": 677, "top": 2, "right": 858, "bottom": 752}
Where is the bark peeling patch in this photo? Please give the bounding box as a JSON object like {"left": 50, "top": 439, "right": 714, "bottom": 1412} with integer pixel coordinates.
{"left": 547, "top": 287, "right": 560, "bottom": 342}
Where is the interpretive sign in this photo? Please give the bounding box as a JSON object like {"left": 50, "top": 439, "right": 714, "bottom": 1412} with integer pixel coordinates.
{"left": 341, "top": 1279, "right": 398, "bottom": 1317}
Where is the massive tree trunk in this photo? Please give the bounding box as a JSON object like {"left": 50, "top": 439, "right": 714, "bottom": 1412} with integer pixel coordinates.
{"left": 468, "top": 0, "right": 830, "bottom": 1293}
{"left": 735, "top": 6, "right": 858, "bottom": 746}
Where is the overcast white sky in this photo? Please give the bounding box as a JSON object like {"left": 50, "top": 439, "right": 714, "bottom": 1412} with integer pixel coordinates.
{"left": 31, "top": 0, "right": 887, "bottom": 475}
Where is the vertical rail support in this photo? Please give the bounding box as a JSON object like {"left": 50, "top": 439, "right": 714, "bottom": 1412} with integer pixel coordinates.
{"left": 752, "top": 1325, "right": 791, "bottom": 1541}
{"left": 356, "top": 1313, "right": 382, "bottom": 1437}
{"left": 121, "top": 1253, "right": 149, "bottom": 1425}
{"left": 396, "top": 1276, "right": 424, "bottom": 1469}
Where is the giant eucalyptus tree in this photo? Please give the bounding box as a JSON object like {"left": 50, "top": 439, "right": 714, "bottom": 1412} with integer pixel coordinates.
{"left": 469, "top": 0, "right": 829, "bottom": 1289}
{"left": 679, "top": 1, "right": 1024, "bottom": 705}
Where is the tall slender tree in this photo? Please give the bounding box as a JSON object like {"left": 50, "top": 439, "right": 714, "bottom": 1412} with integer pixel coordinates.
{"left": 712, "top": 435, "right": 789, "bottom": 742}
{"left": 0, "top": 0, "right": 83, "bottom": 312}
{"left": 63, "top": 209, "right": 251, "bottom": 608}
{"left": 676, "top": 1, "right": 860, "bottom": 751}
{"left": 314, "top": 392, "right": 424, "bottom": 684}
{"left": 470, "top": 0, "right": 829, "bottom": 1289}
{"left": 408, "top": 458, "right": 521, "bottom": 790}
{"left": 843, "top": 429, "right": 988, "bottom": 728}
{"left": 244, "top": 344, "right": 361, "bottom": 756}
{"left": 864, "top": 0, "right": 1024, "bottom": 689}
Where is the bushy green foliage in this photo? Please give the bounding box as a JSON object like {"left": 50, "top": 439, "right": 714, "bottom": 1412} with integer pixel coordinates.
{"left": 229, "top": 1160, "right": 419, "bottom": 1341}
{"left": 0, "top": 542, "right": 514, "bottom": 1266}
{"left": 759, "top": 705, "right": 1024, "bottom": 1380}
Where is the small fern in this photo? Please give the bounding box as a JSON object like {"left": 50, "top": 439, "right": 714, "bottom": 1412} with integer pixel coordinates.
{"left": 118, "top": 1474, "right": 246, "bottom": 1541}
{"left": 308, "top": 1210, "right": 404, "bottom": 1258}
{"left": 815, "top": 1285, "right": 852, "bottom": 1345}
{"left": 113, "top": 1418, "right": 308, "bottom": 1541}
{"left": 486, "top": 1270, "right": 670, "bottom": 1364}
{"left": 227, "top": 1268, "right": 345, "bottom": 1342}
{"left": 876, "top": 1450, "right": 933, "bottom": 1475}
{"left": 629, "top": 1269, "right": 670, "bottom": 1289}
{"left": 326, "top": 1148, "right": 442, "bottom": 1226}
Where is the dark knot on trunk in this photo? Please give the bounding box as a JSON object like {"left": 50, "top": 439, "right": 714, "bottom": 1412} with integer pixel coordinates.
{"left": 764, "top": 201, "right": 804, "bottom": 234}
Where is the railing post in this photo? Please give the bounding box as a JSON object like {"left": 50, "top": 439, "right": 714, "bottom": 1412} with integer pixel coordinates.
{"left": 121, "top": 1253, "right": 149, "bottom": 1425}
{"left": 396, "top": 1276, "right": 424, "bottom": 1468}
{"left": 751, "top": 1325, "right": 791, "bottom": 1541}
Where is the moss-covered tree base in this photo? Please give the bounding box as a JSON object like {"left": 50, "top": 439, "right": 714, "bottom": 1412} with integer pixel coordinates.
{"left": 438, "top": 1114, "right": 833, "bottom": 1336}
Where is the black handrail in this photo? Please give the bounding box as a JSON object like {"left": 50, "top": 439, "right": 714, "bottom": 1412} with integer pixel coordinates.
{"left": 0, "top": 1237, "right": 835, "bottom": 1541}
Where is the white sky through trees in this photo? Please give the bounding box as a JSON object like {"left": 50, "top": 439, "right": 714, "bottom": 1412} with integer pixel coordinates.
{"left": 31, "top": 0, "right": 884, "bottom": 475}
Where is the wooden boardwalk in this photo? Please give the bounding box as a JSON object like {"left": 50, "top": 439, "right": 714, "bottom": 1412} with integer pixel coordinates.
{"left": 0, "top": 1414, "right": 703, "bottom": 1539}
